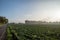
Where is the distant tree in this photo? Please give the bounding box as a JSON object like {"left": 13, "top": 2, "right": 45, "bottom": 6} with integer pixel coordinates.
{"left": 0, "top": 16, "right": 8, "bottom": 24}
{"left": 25, "top": 20, "right": 29, "bottom": 24}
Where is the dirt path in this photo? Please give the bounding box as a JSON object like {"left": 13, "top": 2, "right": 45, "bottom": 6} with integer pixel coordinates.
{"left": 0, "top": 24, "right": 7, "bottom": 40}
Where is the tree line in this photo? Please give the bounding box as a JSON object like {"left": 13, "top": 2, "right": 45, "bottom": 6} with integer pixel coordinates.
{"left": 0, "top": 16, "right": 8, "bottom": 24}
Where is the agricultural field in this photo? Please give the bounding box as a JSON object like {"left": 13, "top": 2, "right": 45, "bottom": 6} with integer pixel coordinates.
{"left": 7, "top": 23, "right": 60, "bottom": 40}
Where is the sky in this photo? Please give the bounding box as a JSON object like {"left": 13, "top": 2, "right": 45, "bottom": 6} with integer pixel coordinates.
{"left": 0, "top": 0, "right": 60, "bottom": 23}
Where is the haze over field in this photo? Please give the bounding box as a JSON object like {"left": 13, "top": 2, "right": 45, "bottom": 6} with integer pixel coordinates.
{"left": 0, "top": 0, "right": 60, "bottom": 23}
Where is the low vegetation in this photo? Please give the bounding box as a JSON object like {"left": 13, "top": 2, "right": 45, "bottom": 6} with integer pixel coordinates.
{"left": 7, "top": 23, "right": 60, "bottom": 40}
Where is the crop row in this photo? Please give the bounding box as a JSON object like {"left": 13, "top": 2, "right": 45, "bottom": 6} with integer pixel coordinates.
{"left": 7, "top": 24, "right": 60, "bottom": 40}
{"left": 6, "top": 25, "right": 20, "bottom": 40}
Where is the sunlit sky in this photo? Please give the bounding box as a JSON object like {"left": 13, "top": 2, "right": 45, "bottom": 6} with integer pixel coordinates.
{"left": 0, "top": 0, "right": 60, "bottom": 23}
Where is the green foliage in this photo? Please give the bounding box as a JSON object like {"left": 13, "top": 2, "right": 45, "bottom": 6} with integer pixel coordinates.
{"left": 0, "top": 16, "right": 8, "bottom": 24}
{"left": 6, "top": 27, "right": 12, "bottom": 40}
{"left": 7, "top": 24, "right": 60, "bottom": 40}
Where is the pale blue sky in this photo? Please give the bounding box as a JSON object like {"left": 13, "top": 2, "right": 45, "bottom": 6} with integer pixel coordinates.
{"left": 0, "top": 0, "right": 60, "bottom": 23}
